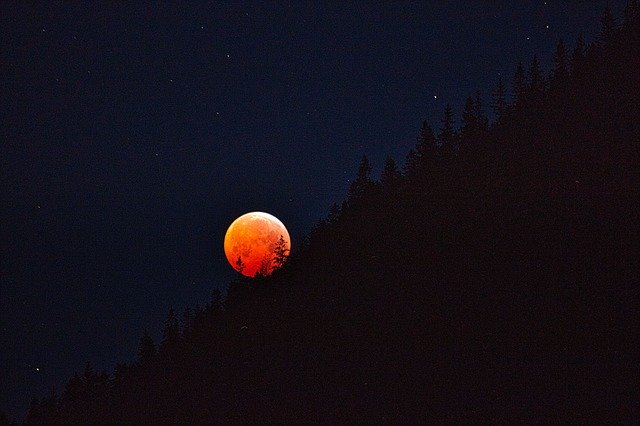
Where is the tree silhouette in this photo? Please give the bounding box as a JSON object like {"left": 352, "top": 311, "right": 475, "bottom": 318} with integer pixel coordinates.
{"left": 571, "top": 34, "right": 586, "bottom": 74}
{"left": 491, "top": 77, "right": 508, "bottom": 122}
{"left": 474, "top": 90, "right": 489, "bottom": 134}
{"left": 438, "top": 104, "right": 456, "bottom": 156}
{"left": 255, "top": 254, "right": 272, "bottom": 278}
{"left": 552, "top": 39, "right": 568, "bottom": 82}
{"left": 623, "top": 0, "right": 639, "bottom": 30}
{"left": 528, "top": 54, "right": 545, "bottom": 101}
{"left": 416, "top": 120, "right": 437, "bottom": 159}
{"left": 272, "top": 235, "right": 289, "bottom": 270}
{"left": 160, "top": 307, "right": 180, "bottom": 353}
{"left": 137, "top": 329, "right": 156, "bottom": 366}
{"left": 599, "top": 5, "right": 617, "bottom": 45}
{"left": 234, "top": 256, "right": 245, "bottom": 274}
{"left": 403, "top": 148, "right": 418, "bottom": 176}
{"left": 381, "top": 156, "right": 402, "bottom": 189}
{"left": 348, "top": 155, "right": 373, "bottom": 200}
{"left": 512, "top": 61, "right": 527, "bottom": 104}
{"left": 327, "top": 202, "right": 342, "bottom": 224}
{"left": 460, "top": 96, "right": 479, "bottom": 148}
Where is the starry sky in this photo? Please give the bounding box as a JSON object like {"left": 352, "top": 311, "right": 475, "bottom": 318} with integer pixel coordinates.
{"left": 0, "top": 1, "right": 624, "bottom": 419}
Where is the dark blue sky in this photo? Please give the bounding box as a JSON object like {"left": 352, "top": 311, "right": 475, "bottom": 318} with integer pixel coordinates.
{"left": 0, "top": 1, "right": 624, "bottom": 419}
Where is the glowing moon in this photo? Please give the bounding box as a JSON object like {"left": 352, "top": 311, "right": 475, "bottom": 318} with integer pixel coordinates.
{"left": 224, "top": 212, "right": 291, "bottom": 277}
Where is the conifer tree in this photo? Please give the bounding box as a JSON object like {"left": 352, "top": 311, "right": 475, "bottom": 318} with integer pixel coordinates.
{"left": 255, "top": 255, "right": 272, "bottom": 278}
{"left": 438, "top": 104, "right": 456, "bottom": 155}
{"left": 599, "top": 5, "right": 617, "bottom": 45}
{"left": 474, "top": 90, "right": 489, "bottom": 133}
{"left": 381, "top": 156, "right": 401, "bottom": 188}
{"left": 491, "top": 77, "right": 508, "bottom": 121}
{"left": 137, "top": 329, "right": 156, "bottom": 366}
{"left": 512, "top": 62, "right": 527, "bottom": 104}
{"left": 83, "top": 362, "right": 96, "bottom": 383}
{"left": 571, "top": 34, "right": 586, "bottom": 75}
{"left": 623, "top": 0, "right": 639, "bottom": 31}
{"left": 348, "top": 155, "right": 374, "bottom": 202}
{"left": 272, "top": 235, "right": 289, "bottom": 269}
{"left": 528, "top": 54, "right": 545, "bottom": 98}
{"left": 406, "top": 121, "right": 437, "bottom": 179}
{"left": 552, "top": 39, "right": 568, "bottom": 82}
{"left": 327, "top": 202, "right": 342, "bottom": 224}
{"left": 161, "top": 307, "right": 180, "bottom": 352}
{"left": 460, "top": 96, "right": 477, "bottom": 146}
{"left": 234, "top": 256, "right": 245, "bottom": 274}
{"left": 403, "top": 148, "right": 419, "bottom": 176}
{"left": 183, "top": 306, "right": 193, "bottom": 332}
{"left": 416, "top": 120, "right": 437, "bottom": 159}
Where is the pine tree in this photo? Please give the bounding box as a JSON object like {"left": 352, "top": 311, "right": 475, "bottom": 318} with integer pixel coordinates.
{"left": 348, "top": 155, "right": 374, "bottom": 202}
{"left": 137, "top": 329, "right": 156, "bottom": 366}
{"left": 571, "top": 34, "right": 585, "bottom": 75}
{"left": 403, "top": 148, "right": 419, "bottom": 176}
{"left": 234, "top": 256, "right": 245, "bottom": 274}
{"left": 83, "top": 362, "right": 96, "bottom": 383}
{"left": 255, "top": 255, "right": 272, "bottom": 278}
{"left": 381, "top": 156, "right": 401, "bottom": 188}
{"left": 552, "top": 39, "right": 568, "bottom": 82}
{"left": 416, "top": 120, "right": 437, "bottom": 159}
{"left": 161, "top": 307, "right": 180, "bottom": 351}
{"left": 491, "top": 77, "right": 508, "bottom": 121}
{"left": 113, "top": 363, "right": 128, "bottom": 383}
{"left": 327, "top": 202, "right": 341, "bottom": 224}
{"left": 405, "top": 121, "right": 437, "bottom": 179}
{"left": 183, "top": 306, "right": 193, "bottom": 332}
{"left": 460, "top": 96, "right": 477, "bottom": 147}
{"left": 460, "top": 93, "right": 487, "bottom": 149}
{"left": 438, "top": 104, "right": 456, "bottom": 155}
{"left": 623, "top": 0, "right": 639, "bottom": 31}
{"left": 528, "top": 54, "right": 544, "bottom": 98}
{"left": 512, "top": 62, "right": 527, "bottom": 104}
{"left": 474, "top": 90, "right": 489, "bottom": 133}
{"left": 272, "top": 235, "right": 289, "bottom": 270}
{"left": 598, "top": 5, "right": 617, "bottom": 45}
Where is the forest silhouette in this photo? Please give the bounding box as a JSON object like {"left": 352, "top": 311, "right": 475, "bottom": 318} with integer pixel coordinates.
{"left": 16, "top": 5, "right": 639, "bottom": 424}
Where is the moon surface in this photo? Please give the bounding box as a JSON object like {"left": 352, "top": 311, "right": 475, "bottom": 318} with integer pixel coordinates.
{"left": 224, "top": 212, "right": 291, "bottom": 277}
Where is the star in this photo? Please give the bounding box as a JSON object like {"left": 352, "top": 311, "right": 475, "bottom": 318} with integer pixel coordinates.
{"left": 433, "top": 95, "right": 437, "bottom": 99}
{"left": 36, "top": 367, "right": 40, "bottom": 371}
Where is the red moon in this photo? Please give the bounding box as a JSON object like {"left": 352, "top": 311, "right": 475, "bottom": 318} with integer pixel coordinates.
{"left": 224, "top": 212, "right": 291, "bottom": 277}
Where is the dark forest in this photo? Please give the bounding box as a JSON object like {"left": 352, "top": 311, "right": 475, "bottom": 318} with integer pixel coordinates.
{"left": 12, "top": 5, "right": 639, "bottom": 424}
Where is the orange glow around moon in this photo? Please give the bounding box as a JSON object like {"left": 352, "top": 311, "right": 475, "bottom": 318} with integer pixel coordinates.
{"left": 224, "top": 212, "right": 291, "bottom": 277}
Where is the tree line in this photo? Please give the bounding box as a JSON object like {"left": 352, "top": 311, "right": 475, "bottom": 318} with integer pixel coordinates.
{"left": 16, "top": 4, "right": 639, "bottom": 424}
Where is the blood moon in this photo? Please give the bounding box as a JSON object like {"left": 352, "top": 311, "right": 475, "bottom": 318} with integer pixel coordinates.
{"left": 223, "top": 212, "right": 291, "bottom": 277}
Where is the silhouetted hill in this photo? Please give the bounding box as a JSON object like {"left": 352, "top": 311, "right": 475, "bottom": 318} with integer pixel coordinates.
{"left": 25, "top": 5, "right": 639, "bottom": 424}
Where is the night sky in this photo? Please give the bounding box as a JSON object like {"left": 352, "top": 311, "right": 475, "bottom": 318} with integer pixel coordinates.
{"left": 0, "top": 1, "right": 625, "bottom": 419}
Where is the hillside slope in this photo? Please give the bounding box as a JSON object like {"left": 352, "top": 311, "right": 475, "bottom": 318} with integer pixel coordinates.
{"left": 23, "top": 6, "right": 639, "bottom": 424}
